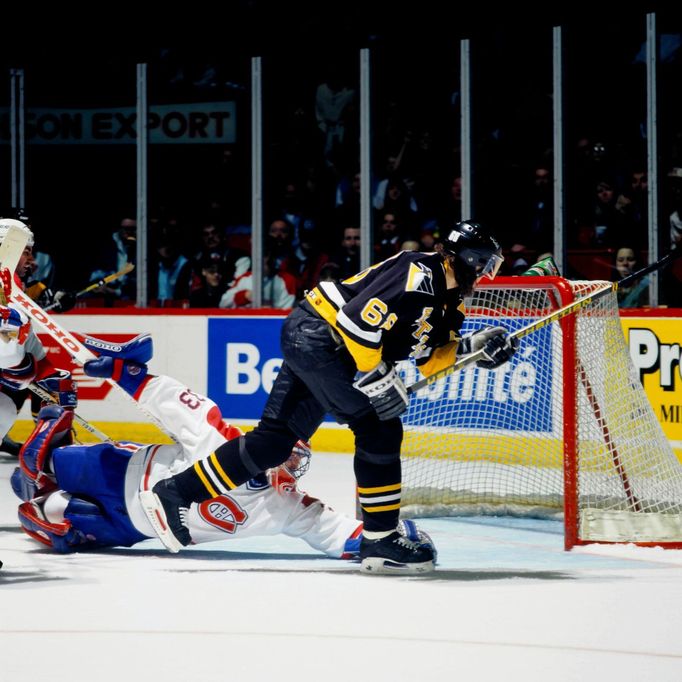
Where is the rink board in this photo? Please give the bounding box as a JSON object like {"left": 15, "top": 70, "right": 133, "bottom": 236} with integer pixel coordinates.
{"left": 11, "top": 308, "right": 682, "bottom": 460}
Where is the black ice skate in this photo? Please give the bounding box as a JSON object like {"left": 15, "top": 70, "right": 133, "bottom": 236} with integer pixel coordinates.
{"left": 360, "top": 531, "right": 435, "bottom": 574}
{"left": 139, "top": 478, "right": 192, "bottom": 553}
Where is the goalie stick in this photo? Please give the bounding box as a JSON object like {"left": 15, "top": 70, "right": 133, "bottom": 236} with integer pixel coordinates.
{"left": 407, "top": 246, "right": 682, "bottom": 394}
{"left": 43, "top": 262, "right": 135, "bottom": 311}
{"left": 0, "top": 222, "right": 29, "bottom": 276}
{"left": 0, "top": 243, "right": 175, "bottom": 442}
{"left": 8, "top": 284, "right": 177, "bottom": 442}
{"left": 28, "top": 382, "right": 112, "bottom": 443}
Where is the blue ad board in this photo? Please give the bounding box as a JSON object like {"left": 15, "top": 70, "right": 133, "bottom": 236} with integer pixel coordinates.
{"left": 208, "top": 315, "right": 557, "bottom": 433}
{"left": 208, "top": 316, "right": 285, "bottom": 420}
{"left": 404, "top": 318, "right": 556, "bottom": 432}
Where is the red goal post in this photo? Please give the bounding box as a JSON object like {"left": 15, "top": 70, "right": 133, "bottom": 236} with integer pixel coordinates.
{"left": 400, "top": 276, "right": 682, "bottom": 550}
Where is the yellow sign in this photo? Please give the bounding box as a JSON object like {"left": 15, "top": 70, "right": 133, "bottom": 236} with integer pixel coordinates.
{"left": 621, "top": 317, "right": 682, "bottom": 452}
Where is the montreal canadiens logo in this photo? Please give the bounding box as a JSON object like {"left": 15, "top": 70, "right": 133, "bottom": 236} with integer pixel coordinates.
{"left": 198, "top": 495, "right": 248, "bottom": 533}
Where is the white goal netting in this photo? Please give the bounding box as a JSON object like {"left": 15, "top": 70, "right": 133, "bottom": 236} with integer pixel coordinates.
{"left": 400, "top": 278, "right": 682, "bottom": 547}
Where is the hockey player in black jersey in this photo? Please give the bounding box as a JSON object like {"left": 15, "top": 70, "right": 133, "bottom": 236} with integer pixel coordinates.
{"left": 143, "top": 220, "right": 519, "bottom": 574}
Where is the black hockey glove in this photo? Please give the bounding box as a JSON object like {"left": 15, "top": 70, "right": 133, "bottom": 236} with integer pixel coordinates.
{"left": 459, "top": 325, "right": 519, "bottom": 369}
{"left": 51, "top": 290, "right": 77, "bottom": 313}
{"left": 353, "top": 360, "right": 409, "bottom": 421}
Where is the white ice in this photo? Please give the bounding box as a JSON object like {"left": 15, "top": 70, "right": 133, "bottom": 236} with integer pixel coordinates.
{"left": 2, "top": 451, "right": 682, "bottom": 682}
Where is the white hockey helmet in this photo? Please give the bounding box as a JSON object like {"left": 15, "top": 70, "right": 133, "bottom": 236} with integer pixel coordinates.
{"left": 0, "top": 218, "right": 34, "bottom": 248}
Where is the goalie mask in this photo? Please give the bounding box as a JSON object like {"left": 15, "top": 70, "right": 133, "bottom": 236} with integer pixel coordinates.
{"left": 440, "top": 220, "right": 503, "bottom": 293}
{"left": 267, "top": 440, "right": 312, "bottom": 494}
{"left": 0, "top": 218, "right": 34, "bottom": 248}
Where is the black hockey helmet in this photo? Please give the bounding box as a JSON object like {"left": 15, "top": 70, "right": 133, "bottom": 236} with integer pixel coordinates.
{"left": 440, "top": 220, "right": 503, "bottom": 283}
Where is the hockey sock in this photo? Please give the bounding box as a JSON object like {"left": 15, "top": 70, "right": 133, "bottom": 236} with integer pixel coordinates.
{"left": 173, "top": 421, "right": 299, "bottom": 502}
{"left": 354, "top": 454, "right": 402, "bottom": 533}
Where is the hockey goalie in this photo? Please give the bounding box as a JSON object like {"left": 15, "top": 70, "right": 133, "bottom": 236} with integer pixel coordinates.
{"left": 10, "top": 333, "right": 434, "bottom": 560}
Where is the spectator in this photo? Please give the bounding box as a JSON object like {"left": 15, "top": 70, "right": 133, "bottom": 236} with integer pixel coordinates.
{"left": 219, "top": 251, "right": 297, "bottom": 310}
{"left": 191, "top": 221, "right": 249, "bottom": 291}
{"left": 89, "top": 217, "right": 137, "bottom": 302}
{"left": 315, "top": 65, "right": 356, "bottom": 168}
{"left": 400, "top": 240, "right": 420, "bottom": 252}
{"left": 614, "top": 246, "right": 649, "bottom": 308}
{"left": 189, "top": 257, "right": 228, "bottom": 308}
{"left": 331, "top": 226, "right": 361, "bottom": 280}
{"left": 153, "top": 225, "right": 193, "bottom": 305}
{"left": 373, "top": 175, "right": 418, "bottom": 220}
{"left": 286, "top": 227, "right": 329, "bottom": 299}
{"left": 374, "top": 212, "right": 402, "bottom": 262}
{"left": 419, "top": 223, "right": 439, "bottom": 251}
{"left": 662, "top": 167, "right": 682, "bottom": 306}
{"left": 267, "top": 219, "right": 296, "bottom": 275}
{"left": 519, "top": 165, "right": 553, "bottom": 255}
{"left": 318, "top": 262, "right": 340, "bottom": 283}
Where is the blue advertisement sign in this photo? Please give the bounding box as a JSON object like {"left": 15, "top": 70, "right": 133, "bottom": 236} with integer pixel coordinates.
{"left": 208, "top": 317, "right": 285, "bottom": 420}
{"left": 208, "top": 314, "right": 557, "bottom": 433}
{"left": 404, "top": 318, "right": 556, "bottom": 433}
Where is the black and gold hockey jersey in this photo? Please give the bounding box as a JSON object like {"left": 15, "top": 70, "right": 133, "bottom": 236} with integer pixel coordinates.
{"left": 304, "top": 251, "right": 465, "bottom": 376}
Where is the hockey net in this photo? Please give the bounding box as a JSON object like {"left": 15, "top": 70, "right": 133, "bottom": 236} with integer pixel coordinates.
{"left": 400, "top": 276, "right": 682, "bottom": 549}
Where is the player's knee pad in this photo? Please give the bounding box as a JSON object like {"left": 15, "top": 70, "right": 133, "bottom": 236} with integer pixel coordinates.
{"left": 350, "top": 412, "right": 403, "bottom": 463}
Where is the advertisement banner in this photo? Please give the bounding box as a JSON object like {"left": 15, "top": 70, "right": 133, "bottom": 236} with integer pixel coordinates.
{"left": 1, "top": 102, "right": 235, "bottom": 145}
{"left": 622, "top": 317, "right": 682, "bottom": 446}
{"left": 403, "top": 318, "right": 557, "bottom": 433}
{"left": 207, "top": 315, "right": 557, "bottom": 433}
{"left": 208, "top": 317, "right": 284, "bottom": 420}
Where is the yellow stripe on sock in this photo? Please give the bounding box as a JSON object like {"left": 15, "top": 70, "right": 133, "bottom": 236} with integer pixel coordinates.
{"left": 210, "top": 452, "right": 238, "bottom": 490}
{"left": 361, "top": 503, "right": 401, "bottom": 513}
{"left": 193, "top": 462, "right": 218, "bottom": 497}
{"left": 357, "top": 483, "right": 401, "bottom": 494}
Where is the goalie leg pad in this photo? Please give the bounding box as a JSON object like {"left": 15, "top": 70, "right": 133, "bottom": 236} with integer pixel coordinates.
{"left": 19, "top": 405, "right": 74, "bottom": 482}
{"left": 64, "top": 496, "right": 147, "bottom": 548}
{"left": 11, "top": 466, "right": 35, "bottom": 501}
{"left": 18, "top": 497, "right": 85, "bottom": 552}
{"left": 52, "top": 442, "right": 147, "bottom": 547}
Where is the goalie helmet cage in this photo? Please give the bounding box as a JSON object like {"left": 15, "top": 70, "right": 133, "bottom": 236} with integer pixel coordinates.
{"left": 401, "top": 276, "right": 682, "bottom": 550}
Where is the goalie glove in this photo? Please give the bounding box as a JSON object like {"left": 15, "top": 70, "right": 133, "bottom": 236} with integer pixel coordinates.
{"left": 35, "top": 369, "right": 78, "bottom": 408}
{"left": 459, "top": 325, "right": 519, "bottom": 370}
{"left": 353, "top": 360, "right": 409, "bottom": 421}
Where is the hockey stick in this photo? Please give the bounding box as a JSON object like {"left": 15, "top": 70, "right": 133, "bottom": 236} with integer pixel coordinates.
{"left": 28, "top": 382, "right": 112, "bottom": 442}
{"left": 407, "top": 246, "right": 682, "bottom": 394}
{"left": 42, "top": 263, "right": 135, "bottom": 311}
{"left": 8, "top": 284, "right": 177, "bottom": 443}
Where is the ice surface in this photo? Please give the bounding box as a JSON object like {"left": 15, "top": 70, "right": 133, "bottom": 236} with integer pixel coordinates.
{"left": 2, "top": 452, "right": 682, "bottom": 681}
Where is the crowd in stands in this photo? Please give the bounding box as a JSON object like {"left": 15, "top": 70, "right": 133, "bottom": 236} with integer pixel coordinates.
{"left": 7, "top": 39, "right": 682, "bottom": 311}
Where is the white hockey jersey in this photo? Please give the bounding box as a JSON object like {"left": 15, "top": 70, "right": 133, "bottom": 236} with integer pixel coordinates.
{"left": 124, "top": 375, "right": 361, "bottom": 557}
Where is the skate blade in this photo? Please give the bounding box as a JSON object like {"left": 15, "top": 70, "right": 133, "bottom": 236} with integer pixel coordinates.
{"left": 360, "top": 557, "right": 435, "bottom": 575}
{"left": 139, "top": 490, "right": 182, "bottom": 554}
